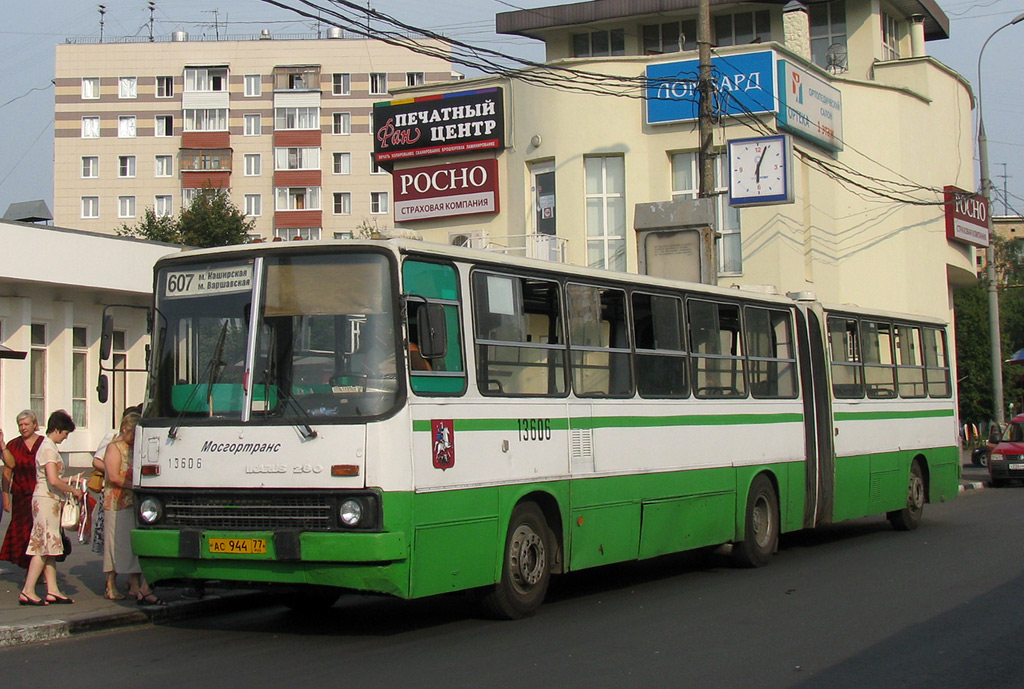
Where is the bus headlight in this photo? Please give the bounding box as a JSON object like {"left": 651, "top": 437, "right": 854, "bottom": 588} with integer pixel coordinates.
{"left": 339, "top": 499, "right": 363, "bottom": 527}
{"left": 139, "top": 496, "right": 163, "bottom": 525}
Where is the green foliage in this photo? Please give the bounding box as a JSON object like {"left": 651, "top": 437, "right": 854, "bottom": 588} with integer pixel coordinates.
{"left": 955, "top": 236, "right": 1024, "bottom": 423}
{"left": 116, "top": 188, "right": 254, "bottom": 248}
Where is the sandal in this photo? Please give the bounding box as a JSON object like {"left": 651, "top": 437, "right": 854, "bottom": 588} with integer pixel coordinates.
{"left": 137, "top": 592, "right": 168, "bottom": 606}
{"left": 46, "top": 593, "right": 75, "bottom": 604}
{"left": 18, "top": 593, "right": 48, "bottom": 606}
{"left": 104, "top": 590, "right": 126, "bottom": 601}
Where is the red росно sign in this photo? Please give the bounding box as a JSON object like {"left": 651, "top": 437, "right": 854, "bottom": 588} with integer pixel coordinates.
{"left": 944, "top": 185, "right": 989, "bottom": 248}
{"left": 394, "top": 159, "right": 499, "bottom": 222}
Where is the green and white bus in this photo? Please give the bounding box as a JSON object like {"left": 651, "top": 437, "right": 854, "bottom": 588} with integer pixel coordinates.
{"left": 128, "top": 239, "right": 959, "bottom": 618}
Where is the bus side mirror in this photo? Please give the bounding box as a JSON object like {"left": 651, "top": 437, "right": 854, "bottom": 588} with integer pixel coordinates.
{"left": 416, "top": 304, "right": 448, "bottom": 360}
{"left": 97, "top": 374, "right": 109, "bottom": 404}
{"left": 99, "top": 314, "right": 114, "bottom": 361}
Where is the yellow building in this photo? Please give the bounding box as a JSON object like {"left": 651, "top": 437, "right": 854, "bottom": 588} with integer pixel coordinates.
{"left": 378, "top": 0, "right": 976, "bottom": 322}
{"left": 53, "top": 30, "right": 455, "bottom": 240}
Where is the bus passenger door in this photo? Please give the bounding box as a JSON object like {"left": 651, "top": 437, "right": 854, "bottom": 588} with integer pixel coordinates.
{"left": 796, "top": 306, "right": 835, "bottom": 527}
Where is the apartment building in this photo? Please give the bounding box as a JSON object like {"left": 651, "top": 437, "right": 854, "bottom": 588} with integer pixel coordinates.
{"left": 54, "top": 30, "right": 454, "bottom": 239}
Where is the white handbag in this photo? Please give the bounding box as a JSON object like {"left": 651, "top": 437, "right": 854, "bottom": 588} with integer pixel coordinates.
{"left": 60, "top": 497, "right": 81, "bottom": 529}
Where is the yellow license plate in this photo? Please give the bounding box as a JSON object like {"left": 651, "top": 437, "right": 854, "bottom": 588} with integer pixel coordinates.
{"left": 208, "top": 538, "right": 267, "bottom": 555}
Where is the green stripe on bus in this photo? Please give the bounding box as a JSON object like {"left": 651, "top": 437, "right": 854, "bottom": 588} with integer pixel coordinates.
{"left": 834, "top": 408, "right": 955, "bottom": 422}
{"left": 413, "top": 412, "right": 802, "bottom": 433}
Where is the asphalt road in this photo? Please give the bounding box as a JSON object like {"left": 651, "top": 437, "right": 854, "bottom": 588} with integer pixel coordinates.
{"left": 4, "top": 485, "right": 1024, "bottom": 689}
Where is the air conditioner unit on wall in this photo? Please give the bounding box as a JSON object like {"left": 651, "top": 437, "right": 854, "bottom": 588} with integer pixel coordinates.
{"left": 449, "top": 231, "right": 482, "bottom": 248}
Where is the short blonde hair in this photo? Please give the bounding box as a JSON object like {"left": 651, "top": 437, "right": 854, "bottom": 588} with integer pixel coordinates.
{"left": 16, "top": 409, "right": 38, "bottom": 426}
{"left": 120, "top": 411, "right": 141, "bottom": 435}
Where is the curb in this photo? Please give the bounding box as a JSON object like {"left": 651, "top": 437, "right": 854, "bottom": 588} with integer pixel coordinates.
{"left": 0, "top": 591, "right": 270, "bottom": 648}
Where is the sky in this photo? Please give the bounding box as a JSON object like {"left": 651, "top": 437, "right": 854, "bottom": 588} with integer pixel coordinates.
{"left": 0, "top": 0, "right": 1022, "bottom": 219}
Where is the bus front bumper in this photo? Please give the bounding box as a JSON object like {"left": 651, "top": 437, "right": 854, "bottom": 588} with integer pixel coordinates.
{"left": 131, "top": 528, "right": 409, "bottom": 597}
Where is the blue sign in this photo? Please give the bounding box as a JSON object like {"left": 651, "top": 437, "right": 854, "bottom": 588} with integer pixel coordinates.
{"left": 646, "top": 51, "right": 777, "bottom": 124}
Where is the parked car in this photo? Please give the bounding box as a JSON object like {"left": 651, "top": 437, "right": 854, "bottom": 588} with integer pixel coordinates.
{"left": 972, "top": 445, "right": 990, "bottom": 467}
{"left": 988, "top": 415, "right": 1024, "bottom": 486}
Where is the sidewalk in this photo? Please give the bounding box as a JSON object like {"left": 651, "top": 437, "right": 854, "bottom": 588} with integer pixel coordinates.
{"left": 0, "top": 528, "right": 265, "bottom": 648}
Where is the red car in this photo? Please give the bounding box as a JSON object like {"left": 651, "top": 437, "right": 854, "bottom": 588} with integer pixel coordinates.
{"left": 988, "top": 414, "right": 1024, "bottom": 487}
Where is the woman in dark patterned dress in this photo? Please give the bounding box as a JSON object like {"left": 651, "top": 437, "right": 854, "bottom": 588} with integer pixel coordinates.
{"left": 1, "top": 410, "right": 43, "bottom": 570}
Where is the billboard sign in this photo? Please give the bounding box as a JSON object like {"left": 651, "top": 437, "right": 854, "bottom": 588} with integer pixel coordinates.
{"left": 646, "top": 51, "right": 776, "bottom": 124}
{"left": 944, "top": 186, "right": 989, "bottom": 248}
{"left": 394, "top": 159, "right": 499, "bottom": 222}
{"left": 777, "top": 60, "right": 843, "bottom": 151}
{"left": 373, "top": 88, "right": 504, "bottom": 163}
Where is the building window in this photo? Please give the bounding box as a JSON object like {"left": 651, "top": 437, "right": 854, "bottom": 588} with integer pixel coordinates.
{"left": 275, "top": 227, "right": 321, "bottom": 241}
{"left": 72, "top": 326, "right": 88, "bottom": 428}
{"left": 370, "top": 154, "right": 386, "bottom": 175}
{"left": 275, "top": 106, "right": 319, "bottom": 130}
{"left": 275, "top": 187, "right": 321, "bottom": 211}
{"left": 155, "top": 114, "right": 173, "bottom": 137}
{"left": 406, "top": 72, "right": 424, "bottom": 87}
{"left": 156, "top": 76, "right": 174, "bottom": 98}
{"left": 273, "top": 66, "right": 320, "bottom": 91}
{"left": 714, "top": 11, "right": 771, "bottom": 46}
{"left": 370, "top": 191, "right": 389, "bottom": 214}
{"left": 671, "top": 151, "right": 741, "bottom": 274}
{"left": 155, "top": 195, "right": 173, "bottom": 217}
{"left": 333, "top": 152, "right": 351, "bottom": 174}
{"left": 572, "top": 29, "right": 625, "bottom": 57}
{"left": 30, "top": 323, "right": 46, "bottom": 417}
{"left": 183, "top": 188, "right": 203, "bottom": 206}
{"left": 332, "top": 111, "right": 351, "bottom": 135}
{"left": 274, "top": 147, "right": 320, "bottom": 170}
{"left": 118, "top": 155, "right": 136, "bottom": 178}
{"left": 333, "top": 192, "right": 352, "bottom": 215}
{"left": 81, "top": 77, "right": 99, "bottom": 99}
{"left": 184, "top": 67, "right": 228, "bottom": 92}
{"left": 244, "top": 194, "right": 262, "bottom": 217}
{"left": 244, "top": 153, "right": 261, "bottom": 176}
{"left": 810, "top": 0, "right": 847, "bottom": 72}
{"left": 244, "top": 74, "right": 262, "bottom": 97}
{"left": 82, "top": 116, "right": 100, "bottom": 139}
{"left": 155, "top": 155, "right": 173, "bottom": 177}
{"left": 81, "top": 196, "right": 99, "bottom": 219}
{"left": 81, "top": 156, "right": 98, "bottom": 178}
{"left": 118, "top": 195, "right": 136, "bottom": 218}
{"left": 118, "top": 116, "right": 136, "bottom": 138}
{"left": 584, "top": 155, "right": 626, "bottom": 271}
{"left": 333, "top": 72, "right": 350, "bottom": 95}
{"left": 642, "top": 20, "right": 697, "bottom": 54}
{"left": 881, "top": 11, "right": 901, "bottom": 60}
{"left": 183, "top": 108, "right": 228, "bottom": 132}
{"left": 369, "top": 73, "right": 388, "bottom": 95}
{"left": 118, "top": 76, "right": 137, "bottom": 99}
{"left": 244, "top": 113, "right": 261, "bottom": 136}
{"left": 180, "top": 149, "right": 231, "bottom": 171}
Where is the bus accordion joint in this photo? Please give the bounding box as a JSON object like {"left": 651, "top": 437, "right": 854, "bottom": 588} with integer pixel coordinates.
{"left": 331, "top": 464, "right": 360, "bottom": 477}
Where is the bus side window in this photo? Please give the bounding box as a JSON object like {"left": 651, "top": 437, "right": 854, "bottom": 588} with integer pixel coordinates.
{"left": 861, "top": 320, "right": 896, "bottom": 399}
{"left": 402, "top": 259, "right": 465, "bottom": 396}
{"left": 472, "top": 272, "right": 567, "bottom": 396}
{"left": 745, "top": 306, "right": 797, "bottom": 399}
{"left": 632, "top": 292, "right": 687, "bottom": 398}
{"left": 688, "top": 299, "right": 746, "bottom": 398}
{"left": 567, "top": 283, "right": 632, "bottom": 397}
{"left": 895, "top": 324, "right": 926, "bottom": 398}
{"left": 922, "top": 327, "right": 951, "bottom": 398}
{"left": 828, "top": 316, "right": 863, "bottom": 398}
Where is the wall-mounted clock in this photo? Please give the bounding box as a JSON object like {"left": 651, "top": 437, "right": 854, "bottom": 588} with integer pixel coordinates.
{"left": 727, "top": 134, "right": 794, "bottom": 206}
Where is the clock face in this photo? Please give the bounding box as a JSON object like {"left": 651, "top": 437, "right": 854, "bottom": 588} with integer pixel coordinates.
{"left": 728, "top": 135, "right": 792, "bottom": 206}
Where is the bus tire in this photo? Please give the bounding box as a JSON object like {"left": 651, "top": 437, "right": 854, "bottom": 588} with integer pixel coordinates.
{"left": 483, "top": 502, "right": 552, "bottom": 619}
{"left": 887, "top": 459, "right": 925, "bottom": 531}
{"left": 731, "top": 474, "right": 779, "bottom": 568}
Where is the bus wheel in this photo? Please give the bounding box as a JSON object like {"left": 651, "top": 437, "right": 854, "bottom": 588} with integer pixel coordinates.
{"left": 483, "top": 502, "right": 552, "bottom": 619}
{"left": 888, "top": 460, "right": 925, "bottom": 531}
{"left": 731, "top": 474, "right": 779, "bottom": 568}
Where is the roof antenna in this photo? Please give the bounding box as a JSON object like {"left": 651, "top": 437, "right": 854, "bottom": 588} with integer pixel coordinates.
{"left": 148, "top": 1, "right": 156, "bottom": 42}
{"left": 98, "top": 4, "right": 106, "bottom": 43}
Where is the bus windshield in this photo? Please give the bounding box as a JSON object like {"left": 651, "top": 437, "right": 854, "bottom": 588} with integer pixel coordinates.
{"left": 147, "top": 251, "right": 399, "bottom": 423}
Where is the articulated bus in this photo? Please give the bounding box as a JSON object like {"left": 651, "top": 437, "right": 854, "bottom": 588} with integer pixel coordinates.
{"left": 128, "top": 239, "right": 959, "bottom": 618}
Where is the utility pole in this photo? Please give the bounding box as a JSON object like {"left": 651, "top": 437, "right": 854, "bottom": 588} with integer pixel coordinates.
{"left": 697, "top": 0, "right": 718, "bottom": 284}
{"left": 997, "top": 162, "right": 1011, "bottom": 215}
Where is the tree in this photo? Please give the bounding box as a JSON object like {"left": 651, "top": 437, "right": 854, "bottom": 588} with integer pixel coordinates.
{"left": 117, "top": 188, "right": 254, "bottom": 248}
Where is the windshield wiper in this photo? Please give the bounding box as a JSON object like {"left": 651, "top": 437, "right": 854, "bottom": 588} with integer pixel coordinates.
{"left": 261, "top": 332, "right": 317, "bottom": 440}
{"left": 168, "top": 320, "right": 228, "bottom": 439}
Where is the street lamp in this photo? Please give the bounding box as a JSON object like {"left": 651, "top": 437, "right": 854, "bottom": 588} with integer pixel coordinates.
{"left": 977, "top": 11, "right": 1024, "bottom": 426}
